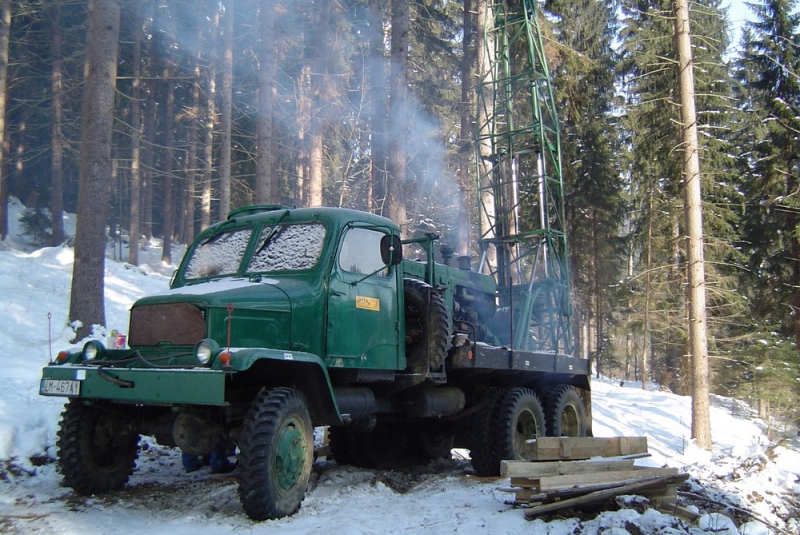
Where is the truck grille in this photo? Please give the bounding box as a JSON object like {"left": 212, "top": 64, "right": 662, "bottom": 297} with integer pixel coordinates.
{"left": 129, "top": 303, "right": 206, "bottom": 346}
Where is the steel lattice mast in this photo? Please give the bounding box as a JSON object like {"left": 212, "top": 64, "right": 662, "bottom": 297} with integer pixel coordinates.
{"left": 475, "top": 0, "right": 573, "bottom": 356}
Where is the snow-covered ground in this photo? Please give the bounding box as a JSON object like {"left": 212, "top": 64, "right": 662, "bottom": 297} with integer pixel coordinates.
{"left": 0, "top": 198, "right": 798, "bottom": 534}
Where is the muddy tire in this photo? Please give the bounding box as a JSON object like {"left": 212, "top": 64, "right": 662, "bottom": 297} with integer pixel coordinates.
{"left": 404, "top": 278, "right": 451, "bottom": 372}
{"left": 468, "top": 388, "right": 505, "bottom": 476}
{"left": 545, "top": 385, "right": 587, "bottom": 437}
{"left": 414, "top": 424, "right": 455, "bottom": 460}
{"left": 328, "top": 425, "right": 355, "bottom": 467}
{"left": 492, "top": 388, "right": 546, "bottom": 462}
{"left": 237, "top": 387, "right": 313, "bottom": 520}
{"left": 57, "top": 400, "right": 139, "bottom": 495}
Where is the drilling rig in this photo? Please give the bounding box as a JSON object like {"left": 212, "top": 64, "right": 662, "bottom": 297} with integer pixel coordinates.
{"left": 475, "top": 0, "right": 573, "bottom": 359}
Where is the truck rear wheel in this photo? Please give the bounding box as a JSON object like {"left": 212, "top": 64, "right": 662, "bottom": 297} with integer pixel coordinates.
{"left": 237, "top": 387, "right": 313, "bottom": 520}
{"left": 57, "top": 400, "right": 139, "bottom": 495}
{"left": 404, "top": 278, "right": 451, "bottom": 372}
{"left": 545, "top": 385, "right": 587, "bottom": 437}
{"left": 412, "top": 424, "right": 455, "bottom": 460}
{"left": 493, "top": 387, "right": 546, "bottom": 462}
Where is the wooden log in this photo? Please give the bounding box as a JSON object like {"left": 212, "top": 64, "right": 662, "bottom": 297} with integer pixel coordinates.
{"left": 526, "top": 437, "right": 648, "bottom": 460}
{"left": 536, "top": 467, "right": 679, "bottom": 491}
{"left": 657, "top": 502, "right": 702, "bottom": 523}
{"left": 501, "top": 459, "right": 635, "bottom": 478}
{"left": 510, "top": 477, "right": 540, "bottom": 490}
{"left": 523, "top": 474, "right": 687, "bottom": 520}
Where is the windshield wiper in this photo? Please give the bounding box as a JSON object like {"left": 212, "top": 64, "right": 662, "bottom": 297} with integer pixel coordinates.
{"left": 254, "top": 209, "right": 291, "bottom": 257}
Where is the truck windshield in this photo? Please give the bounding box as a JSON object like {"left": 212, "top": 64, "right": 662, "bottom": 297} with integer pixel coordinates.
{"left": 247, "top": 222, "right": 326, "bottom": 272}
{"left": 182, "top": 222, "right": 326, "bottom": 281}
{"left": 184, "top": 228, "right": 253, "bottom": 279}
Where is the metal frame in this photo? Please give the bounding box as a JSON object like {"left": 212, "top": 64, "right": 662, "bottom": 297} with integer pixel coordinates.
{"left": 475, "top": 0, "right": 573, "bottom": 356}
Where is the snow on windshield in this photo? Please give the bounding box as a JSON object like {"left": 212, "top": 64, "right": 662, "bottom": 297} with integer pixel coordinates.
{"left": 247, "top": 223, "right": 326, "bottom": 272}
{"left": 184, "top": 228, "right": 253, "bottom": 279}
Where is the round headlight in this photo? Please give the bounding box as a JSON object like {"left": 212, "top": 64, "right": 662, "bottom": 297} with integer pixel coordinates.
{"left": 194, "top": 339, "right": 219, "bottom": 364}
{"left": 82, "top": 340, "right": 104, "bottom": 361}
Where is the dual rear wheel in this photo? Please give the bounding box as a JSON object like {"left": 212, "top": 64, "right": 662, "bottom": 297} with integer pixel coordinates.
{"left": 469, "top": 385, "right": 587, "bottom": 477}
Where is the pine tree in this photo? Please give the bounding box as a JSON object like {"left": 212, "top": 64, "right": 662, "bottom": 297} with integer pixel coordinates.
{"left": 739, "top": 0, "right": 800, "bottom": 347}
{"left": 68, "top": 0, "right": 120, "bottom": 341}
{"left": 545, "top": 0, "right": 625, "bottom": 367}
{"left": 619, "top": 0, "right": 740, "bottom": 392}
{"left": 733, "top": 0, "right": 800, "bottom": 427}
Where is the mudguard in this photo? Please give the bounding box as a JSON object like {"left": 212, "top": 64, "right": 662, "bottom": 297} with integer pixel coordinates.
{"left": 228, "top": 348, "right": 342, "bottom": 425}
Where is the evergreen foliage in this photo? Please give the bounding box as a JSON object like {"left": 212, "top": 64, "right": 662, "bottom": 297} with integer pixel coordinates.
{"left": 545, "top": 0, "right": 626, "bottom": 377}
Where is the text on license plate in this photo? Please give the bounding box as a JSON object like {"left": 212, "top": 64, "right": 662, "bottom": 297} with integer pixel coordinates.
{"left": 40, "top": 379, "right": 81, "bottom": 397}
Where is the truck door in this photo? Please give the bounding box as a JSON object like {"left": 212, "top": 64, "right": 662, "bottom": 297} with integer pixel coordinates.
{"left": 326, "top": 226, "right": 401, "bottom": 370}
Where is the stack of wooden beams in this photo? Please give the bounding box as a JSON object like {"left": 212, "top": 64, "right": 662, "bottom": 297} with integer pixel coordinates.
{"left": 499, "top": 437, "right": 690, "bottom": 520}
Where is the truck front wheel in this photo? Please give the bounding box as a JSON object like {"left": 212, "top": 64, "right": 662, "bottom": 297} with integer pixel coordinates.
{"left": 469, "top": 387, "right": 505, "bottom": 476}
{"left": 237, "top": 387, "right": 313, "bottom": 520}
{"left": 57, "top": 400, "right": 139, "bottom": 495}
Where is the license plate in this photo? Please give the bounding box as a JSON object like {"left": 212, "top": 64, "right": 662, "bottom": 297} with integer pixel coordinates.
{"left": 40, "top": 379, "right": 81, "bottom": 397}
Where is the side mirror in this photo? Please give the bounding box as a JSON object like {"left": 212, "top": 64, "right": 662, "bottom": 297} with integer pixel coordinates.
{"left": 380, "top": 234, "right": 403, "bottom": 266}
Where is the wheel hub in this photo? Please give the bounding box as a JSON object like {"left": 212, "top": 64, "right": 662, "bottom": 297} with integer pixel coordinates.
{"left": 275, "top": 421, "right": 306, "bottom": 490}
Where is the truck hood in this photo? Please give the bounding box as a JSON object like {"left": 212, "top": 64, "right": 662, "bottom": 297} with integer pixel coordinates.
{"left": 129, "top": 278, "right": 295, "bottom": 348}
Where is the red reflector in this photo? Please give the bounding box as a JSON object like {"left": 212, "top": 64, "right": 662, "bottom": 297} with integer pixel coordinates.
{"left": 57, "top": 351, "right": 69, "bottom": 363}
{"left": 219, "top": 351, "right": 232, "bottom": 366}
{"left": 467, "top": 350, "right": 473, "bottom": 360}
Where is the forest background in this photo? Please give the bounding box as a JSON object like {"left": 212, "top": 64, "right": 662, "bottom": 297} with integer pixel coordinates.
{"left": 0, "top": 0, "right": 797, "bottom": 435}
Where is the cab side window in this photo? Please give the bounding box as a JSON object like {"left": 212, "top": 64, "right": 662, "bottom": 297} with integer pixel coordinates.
{"left": 338, "top": 228, "right": 389, "bottom": 277}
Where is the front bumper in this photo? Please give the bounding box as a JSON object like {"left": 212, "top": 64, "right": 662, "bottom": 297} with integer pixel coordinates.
{"left": 40, "top": 365, "right": 227, "bottom": 405}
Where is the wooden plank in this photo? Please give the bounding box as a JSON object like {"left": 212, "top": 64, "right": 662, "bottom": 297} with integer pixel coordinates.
{"left": 526, "top": 437, "right": 648, "bottom": 460}
{"left": 514, "top": 488, "right": 546, "bottom": 503}
{"left": 501, "top": 459, "right": 635, "bottom": 478}
{"left": 523, "top": 474, "right": 684, "bottom": 520}
{"left": 510, "top": 477, "right": 539, "bottom": 490}
{"left": 657, "top": 502, "right": 701, "bottom": 523}
{"left": 536, "top": 467, "right": 679, "bottom": 491}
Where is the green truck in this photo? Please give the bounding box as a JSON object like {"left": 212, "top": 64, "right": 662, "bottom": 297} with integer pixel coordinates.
{"left": 40, "top": 205, "right": 591, "bottom": 520}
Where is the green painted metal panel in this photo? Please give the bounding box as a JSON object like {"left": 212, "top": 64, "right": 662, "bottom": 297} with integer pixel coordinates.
{"left": 326, "top": 226, "right": 402, "bottom": 370}
{"left": 40, "top": 365, "right": 226, "bottom": 405}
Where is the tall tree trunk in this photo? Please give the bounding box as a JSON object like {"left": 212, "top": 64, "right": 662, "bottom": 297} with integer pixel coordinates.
{"left": 296, "top": 63, "right": 310, "bottom": 205}
{"left": 475, "top": 0, "right": 496, "bottom": 272}
{"left": 790, "top": 169, "right": 800, "bottom": 350}
{"left": 142, "top": 1, "right": 156, "bottom": 240}
{"left": 69, "top": 0, "right": 120, "bottom": 342}
{"left": 219, "top": 0, "right": 233, "bottom": 217}
{"left": 0, "top": 0, "right": 9, "bottom": 241}
{"left": 201, "top": 1, "right": 218, "bottom": 229}
{"left": 592, "top": 213, "right": 603, "bottom": 376}
{"left": 183, "top": 11, "right": 203, "bottom": 244}
{"left": 308, "top": 132, "right": 323, "bottom": 206}
{"left": 673, "top": 0, "right": 711, "bottom": 450}
{"left": 255, "top": 0, "right": 275, "bottom": 203}
{"left": 642, "top": 189, "right": 653, "bottom": 389}
{"left": 456, "top": 0, "right": 474, "bottom": 256}
{"left": 161, "top": 15, "right": 175, "bottom": 264}
{"left": 307, "top": 4, "right": 335, "bottom": 208}
{"left": 386, "top": 0, "right": 409, "bottom": 231}
{"left": 50, "top": 2, "right": 65, "bottom": 246}
{"left": 368, "top": 0, "right": 387, "bottom": 214}
{"left": 128, "top": 1, "right": 143, "bottom": 264}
